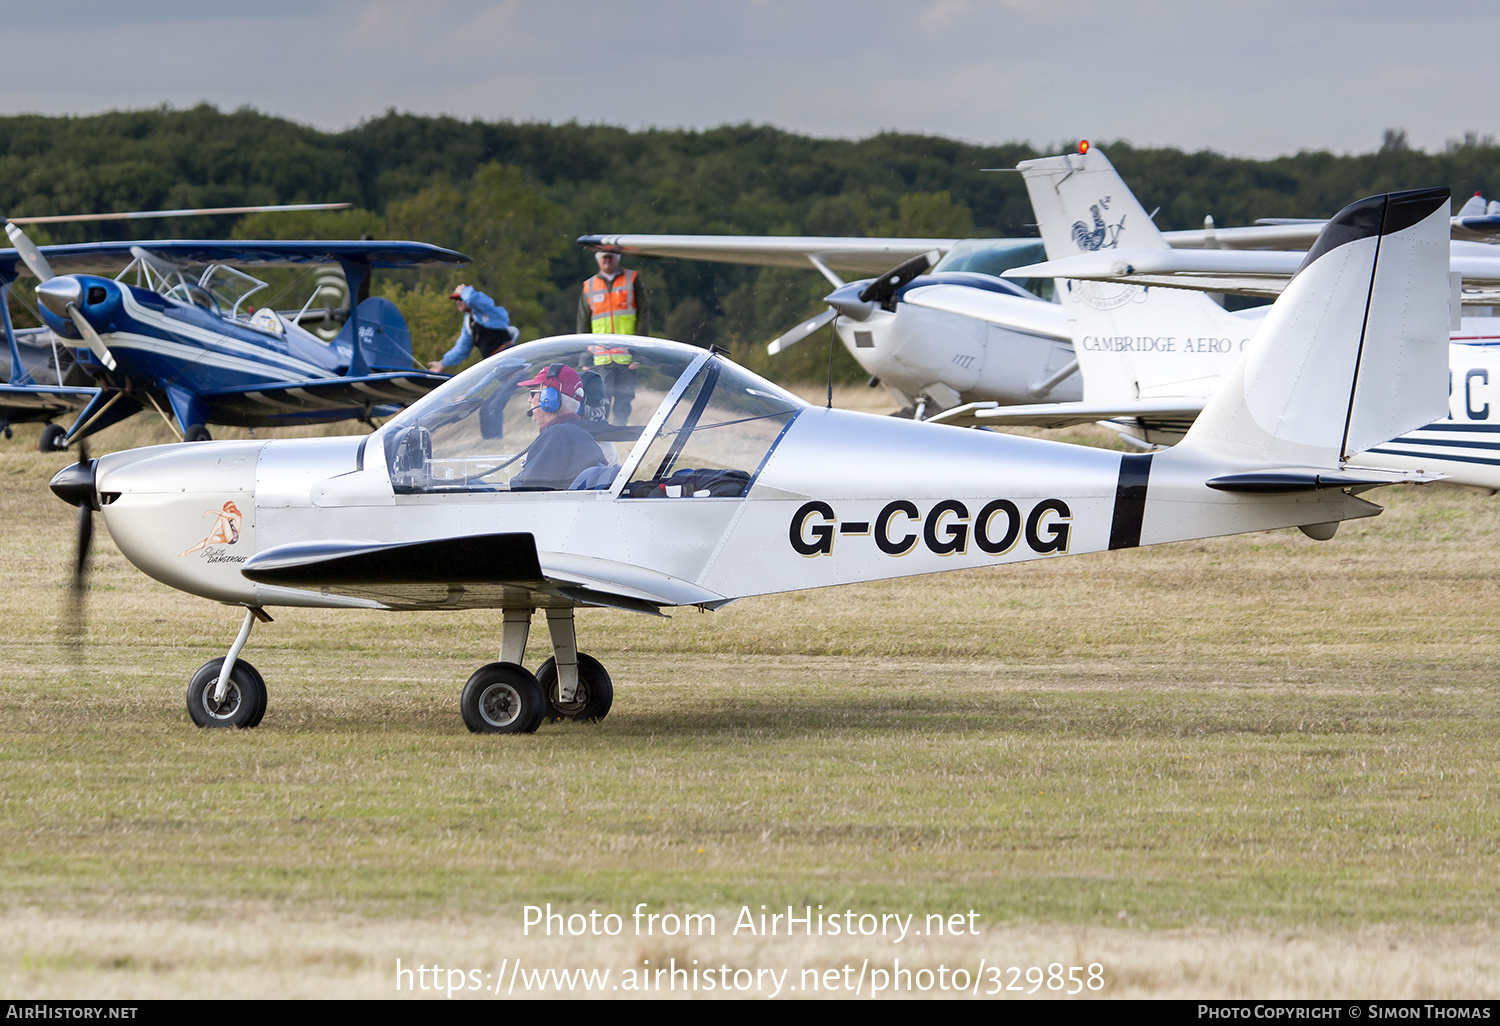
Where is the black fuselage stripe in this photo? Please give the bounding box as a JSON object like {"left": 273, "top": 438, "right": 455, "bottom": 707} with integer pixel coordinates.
{"left": 1108, "top": 453, "right": 1154, "bottom": 550}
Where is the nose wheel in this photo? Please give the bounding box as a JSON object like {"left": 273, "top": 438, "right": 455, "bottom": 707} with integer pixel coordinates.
{"left": 186, "top": 607, "right": 273, "bottom": 729}
{"left": 186, "top": 657, "right": 267, "bottom": 728}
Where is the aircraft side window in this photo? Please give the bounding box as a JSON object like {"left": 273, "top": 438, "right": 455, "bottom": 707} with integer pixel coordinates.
{"left": 622, "top": 360, "right": 799, "bottom": 499}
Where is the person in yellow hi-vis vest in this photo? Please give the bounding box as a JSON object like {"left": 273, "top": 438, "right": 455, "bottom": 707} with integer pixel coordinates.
{"left": 577, "top": 247, "right": 649, "bottom": 425}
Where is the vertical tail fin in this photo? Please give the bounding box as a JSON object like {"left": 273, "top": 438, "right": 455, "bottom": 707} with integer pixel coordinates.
{"left": 1182, "top": 188, "right": 1452, "bottom": 467}
{"left": 334, "top": 296, "right": 416, "bottom": 373}
{"left": 1018, "top": 146, "right": 1257, "bottom": 404}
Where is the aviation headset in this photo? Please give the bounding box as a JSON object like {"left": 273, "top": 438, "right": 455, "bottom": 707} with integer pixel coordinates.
{"left": 534, "top": 364, "right": 565, "bottom": 413}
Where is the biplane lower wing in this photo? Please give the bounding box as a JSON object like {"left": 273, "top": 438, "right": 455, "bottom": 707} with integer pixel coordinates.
{"left": 0, "top": 383, "right": 99, "bottom": 419}
{"left": 200, "top": 371, "right": 448, "bottom": 426}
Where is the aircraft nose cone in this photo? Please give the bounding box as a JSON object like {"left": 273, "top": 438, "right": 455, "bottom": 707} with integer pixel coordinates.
{"left": 824, "top": 282, "right": 875, "bottom": 322}
{"left": 36, "top": 276, "right": 82, "bottom": 318}
{"left": 50, "top": 457, "right": 98, "bottom": 509}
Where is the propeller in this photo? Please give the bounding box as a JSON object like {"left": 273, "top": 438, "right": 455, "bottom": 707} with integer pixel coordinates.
{"left": 5, "top": 220, "right": 55, "bottom": 281}
{"left": 35, "top": 277, "right": 117, "bottom": 370}
{"left": 765, "top": 250, "right": 940, "bottom": 355}
{"left": 857, "top": 249, "right": 940, "bottom": 311}
{"left": 50, "top": 441, "right": 97, "bottom": 653}
{"left": 767, "top": 308, "right": 837, "bottom": 355}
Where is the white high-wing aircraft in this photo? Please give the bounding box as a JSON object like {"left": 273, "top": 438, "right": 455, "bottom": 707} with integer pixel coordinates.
{"left": 936, "top": 147, "right": 1500, "bottom": 490}
{"left": 54, "top": 187, "right": 1450, "bottom": 733}
{"left": 577, "top": 231, "right": 1082, "bottom": 420}
{"left": 581, "top": 150, "right": 1500, "bottom": 425}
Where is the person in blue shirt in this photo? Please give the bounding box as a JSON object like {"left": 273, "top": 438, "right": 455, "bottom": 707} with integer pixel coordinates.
{"left": 426, "top": 284, "right": 519, "bottom": 373}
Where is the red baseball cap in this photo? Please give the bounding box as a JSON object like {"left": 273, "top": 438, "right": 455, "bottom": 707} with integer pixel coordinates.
{"left": 449, "top": 284, "right": 467, "bottom": 299}
{"left": 517, "top": 364, "right": 584, "bottom": 398}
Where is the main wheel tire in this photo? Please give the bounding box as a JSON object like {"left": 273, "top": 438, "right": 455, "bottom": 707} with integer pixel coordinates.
{"left": 38, "top": 424, "right": 67, "bottom": 452}
{"left": 536, "top": 653, "right": 613, "bottom": 722}
{"left": 460, "top": 662, "right": 545, "bottom": 734}
{"left": 186, "top": 658, "right": 268, "bottom": 729}
{"left": 184, "top": 424, "right": 213, "bottom": 442}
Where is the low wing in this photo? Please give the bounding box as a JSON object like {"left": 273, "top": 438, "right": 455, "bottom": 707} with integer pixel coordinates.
{"left": 577, "top": 234, "right": 959, "bottom": 276}
{"left": 200, "top": 371, "right": 447, "bottom": 424}
{"left": 241, "top": 533, "right": 728, "bottom": 613}
{"left": 927, "top": 396, "right": 1208, "bottom": 429}
{"left": 0, "top": 383, "right": 98, "bottom": 416}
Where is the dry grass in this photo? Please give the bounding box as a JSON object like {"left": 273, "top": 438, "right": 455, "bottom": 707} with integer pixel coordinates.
{"left": 1, "top": 413, "right": 1498, "bottom": 998}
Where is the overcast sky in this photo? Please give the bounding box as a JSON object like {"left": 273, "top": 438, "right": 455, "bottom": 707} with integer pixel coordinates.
{"left": 0, "top": 0, "right": 1493, "bottom": 158}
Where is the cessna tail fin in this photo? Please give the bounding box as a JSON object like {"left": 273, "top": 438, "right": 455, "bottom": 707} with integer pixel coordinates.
{"left": 1017, "top": 146, "right": 1256, "bottom": 405}
{"left": 1182, "top": 188, "right": 1452, "bottom": 468}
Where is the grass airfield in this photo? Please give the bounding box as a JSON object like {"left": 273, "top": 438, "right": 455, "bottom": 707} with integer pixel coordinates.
{"left": 1, "top": 400, "right": 1498, "bottom": 999}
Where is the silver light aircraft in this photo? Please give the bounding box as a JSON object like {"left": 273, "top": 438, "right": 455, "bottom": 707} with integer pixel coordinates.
{"left": 54, "top": 188, "right": 1452, "bottom": 734}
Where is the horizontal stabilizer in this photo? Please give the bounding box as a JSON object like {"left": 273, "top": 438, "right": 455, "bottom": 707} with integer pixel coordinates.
{"left": 927, "top": 396, "right": 1207, "bottom": 429}
{"left": 1206, "top": 466, "right": 1445, "bottom": 493}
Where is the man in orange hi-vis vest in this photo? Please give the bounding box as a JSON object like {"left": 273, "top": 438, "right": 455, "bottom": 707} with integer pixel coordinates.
{"left": 577, "top": 247, "right": 649, "bottom": 424}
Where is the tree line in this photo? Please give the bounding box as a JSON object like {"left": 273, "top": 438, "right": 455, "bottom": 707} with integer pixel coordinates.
{"left": 1, "top": 106, "right": 1496, "bottom": 381}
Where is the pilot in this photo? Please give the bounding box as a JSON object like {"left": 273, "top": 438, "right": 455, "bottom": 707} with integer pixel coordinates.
{"left": 577, "top": 247, "right": 647, "bottom": 425}
{"left": 426, "top": 284, "right": 519, "bottom": 373}
{"left": 508, "top": 365, "right": 607, "bottom": 491}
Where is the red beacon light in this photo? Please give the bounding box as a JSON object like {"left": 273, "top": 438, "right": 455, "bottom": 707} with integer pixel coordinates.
{"left": 1079, "top": 140, "right": 1090, "bottom": 154}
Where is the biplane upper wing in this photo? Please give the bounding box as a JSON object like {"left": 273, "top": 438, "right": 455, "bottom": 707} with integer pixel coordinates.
{"left": 5, "top": 239, "right": 471, "bottom": 278}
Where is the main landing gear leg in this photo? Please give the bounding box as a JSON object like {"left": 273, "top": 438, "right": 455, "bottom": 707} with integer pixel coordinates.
{"left": 536, "top": 607, "right": 613, "bottom": 723}
{"left": 185, "top": 606, "right": 273, "bottom": 729}
{"left": 460, "top": 608, "right": 546, "bottom": 734}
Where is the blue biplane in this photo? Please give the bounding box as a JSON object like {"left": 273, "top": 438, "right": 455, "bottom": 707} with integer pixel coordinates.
{"left": 0, "top": 230, "right": 469, "bottom": 450}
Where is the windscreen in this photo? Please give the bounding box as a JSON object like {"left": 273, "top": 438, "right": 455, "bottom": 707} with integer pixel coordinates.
{"left": 380, "top": 337, "right": 701, "bottom": 494}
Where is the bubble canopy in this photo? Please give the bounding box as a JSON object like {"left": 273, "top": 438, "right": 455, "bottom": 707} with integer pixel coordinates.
{"left": 379, "top": 335, "right": 806, "bottom": 497}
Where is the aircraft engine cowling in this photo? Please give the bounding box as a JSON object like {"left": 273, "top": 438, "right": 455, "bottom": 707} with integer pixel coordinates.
{"left": 93, "top": 441, "right": 266, "bottom": 605}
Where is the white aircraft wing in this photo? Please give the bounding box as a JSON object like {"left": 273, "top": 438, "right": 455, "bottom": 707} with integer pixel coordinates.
{"left": 1009, "top": 248, "right": 1500, "bottom": 306}
{"left": 1005, "top": 248, "right": 1302, "bottom": 299}
{"left": 1163, "top": 223, "right": 1325, "bottom": 250}
{"left": 576, "top": 233, "right": 959, "bottom": 277}
{"left": 927, "top": 396, "right": 1208, "bottom": 429}
{"left": 1169, "top": 216, "right": 1500, "bottom": 249}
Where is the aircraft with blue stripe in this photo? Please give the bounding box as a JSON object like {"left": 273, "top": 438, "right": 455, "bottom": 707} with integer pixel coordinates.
{"left": 0, "top": 220, "right": 469, "bottom": 451}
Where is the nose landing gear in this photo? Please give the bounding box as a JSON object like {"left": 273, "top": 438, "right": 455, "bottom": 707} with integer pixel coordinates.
{"left": 186, "top": 606, "right": 273, "bottom": 728}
